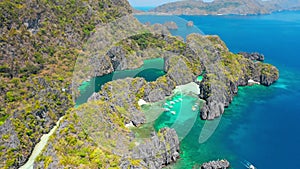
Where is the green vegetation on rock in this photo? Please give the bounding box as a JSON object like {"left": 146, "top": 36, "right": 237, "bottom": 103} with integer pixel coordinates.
{"left": 150, "top": 0, "right": 300, "bottom": 15}
{"left": 0, "top": 0, "right": 132, "bottom": 168}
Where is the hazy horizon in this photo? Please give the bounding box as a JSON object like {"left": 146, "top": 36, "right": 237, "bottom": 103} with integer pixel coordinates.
{"left": 128, "top": 0, "right": 179, "bottom": 7}
{"left": 128, "top": 0, "right": 286, "bottom": 7}
{"left": 128, "top": 0, "right": 215, "bottom": 7}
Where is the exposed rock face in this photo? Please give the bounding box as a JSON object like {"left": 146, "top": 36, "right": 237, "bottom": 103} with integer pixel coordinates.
{"left": 186, "top": 34, "right": 279, "bottom": 120}
{"left": 163, "top": 21, "right": 178, "bottom": 30}
{"left": 90, "top": 78, "right": 147, "bottom": 126}
{"left": 90, "top": 53, "right": 114, "bottom": 77}
{"left": 87, "top": 92, "right": 102, "bottom": 102}
{"left": 200, "top": 160, "right": 230, "bottom": 169}
{"left": 199, "top": 59, "right": 279, "bottom": 120}
{"left": 129, "top": 128, "right": 180, "bottom": 169}
{"left": 34, "top": 89, "right": 180, "bottom": 169}
{"left": 259, "top": 63, "right": 279, "bottom": 86}
{"left": 164, "top": 55, "right": 195, "bottom": 85}
{"left": 187, "top": 21, "right": 194, "bottom": 27}
{"left": 0, "top": 77, "right": 72, "bottom": 168}
{"left": 0, "top": 120, "right": 21, "bottom": 164}
{"left": 144, "top": 76, "right": 176, "bottom": 102}
{"left": 0, "top": 0, "right": 133, "bottom": 168}
{"left": 199, "top": 73, "right": 227, "bottom": 120}
{"left": 107, "top": 46, "right": 134, "bottom": 70}
{"left": 238, "top": 52, "right": 265, "bottom": 61}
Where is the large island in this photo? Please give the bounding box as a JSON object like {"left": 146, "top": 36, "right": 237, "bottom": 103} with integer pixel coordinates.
{"left": 148, "top": 0, "right": 300, "bottom": 15}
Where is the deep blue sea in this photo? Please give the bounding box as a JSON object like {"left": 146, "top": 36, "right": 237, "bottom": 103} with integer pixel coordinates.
{"left": 136, "top": 11, "right": 300, "bottom": 169}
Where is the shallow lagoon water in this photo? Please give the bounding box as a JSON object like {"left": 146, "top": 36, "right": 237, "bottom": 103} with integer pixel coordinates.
{"left": 76, "top": 58, "right": 165, "bottom": 105}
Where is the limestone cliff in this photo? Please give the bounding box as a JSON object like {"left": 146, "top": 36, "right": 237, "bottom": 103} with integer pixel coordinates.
{"left": 34, "top": 77, "right": 181, "bottom": 169}
{"left": 185, "top": 34, "right": 279, "bottom": 120}
{"left": 0, "top": 0, "right": 132, "bottom": 168}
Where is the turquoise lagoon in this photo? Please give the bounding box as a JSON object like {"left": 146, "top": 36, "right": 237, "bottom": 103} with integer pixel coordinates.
{"left": 77, "top": 11, "right": 300, "bottom": 168}
{"left": 76, "top": 58, "right": 165, "bottom": 106}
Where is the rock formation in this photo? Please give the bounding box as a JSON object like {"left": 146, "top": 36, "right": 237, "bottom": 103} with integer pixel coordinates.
{"left": 34, "top": 77, "right": 180, "bottom": 169}
{"left": 187, "top": 21, "right": 194, "bottom": 27}
{"left": 238, "top": 52, "right": 265, "bottom": 61}
{"left": 129, "top": 128, "right": 180, "bottom": 168}
{"left": 200, "top": 159, "right": 230, "bottom": 169}
{"left": 0, "top": 0, "right": 133, "bottom": 168}
{"left": 164, "top": 21, "right": 179, "bottom": 30}
{"left": 185, "top": 34, "right": 279, "bottom": 120}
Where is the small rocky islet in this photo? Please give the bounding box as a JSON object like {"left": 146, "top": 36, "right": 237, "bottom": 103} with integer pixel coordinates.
{"left": 199, "top": 159, "right": 230, "bottom": 169}
{"left": 0, "top": 0, "right": 279, "bottom": 169}
{"left": 163, "top": 21, "right": 179, "bottom": 30}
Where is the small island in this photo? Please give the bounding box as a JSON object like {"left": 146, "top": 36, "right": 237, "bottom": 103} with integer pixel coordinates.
{"left": 164, "top": 21, "right": 179, "bottom": 30}
{"left": 187, "top": 21, "right": 194, "bottom": 27}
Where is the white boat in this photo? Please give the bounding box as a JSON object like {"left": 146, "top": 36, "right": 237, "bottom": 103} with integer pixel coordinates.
{"left": 241, "top": 160, "right": 256, "bottom": 169}
{"left": 163, "top": 108, "right": 170, "bottom": 112}
{"left": 169, "top": 105, "right": 173, "bottom": 109}
{"left": 171, "top": 111, "right": 176, "bottom": 115}
{"left": 164, "top": 103, "right": 169, "bottom": 106}
{"left": 178, "top": 98, "right": 183, "bottom": 101}
{"left": 170, "top": 101, "right": 175, "bottom": 105}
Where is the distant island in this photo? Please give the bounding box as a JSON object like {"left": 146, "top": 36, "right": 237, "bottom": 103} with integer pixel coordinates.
{"left": 145, "top": 0, "right": 300, "bottom": 15}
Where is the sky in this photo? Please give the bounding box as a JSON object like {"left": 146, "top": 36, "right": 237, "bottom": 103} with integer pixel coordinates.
{"left": 128, "top": 0, "right": 215, "bottom": 7}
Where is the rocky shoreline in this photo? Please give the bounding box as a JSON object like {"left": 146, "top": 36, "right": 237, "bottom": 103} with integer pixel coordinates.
{"left": 34, "top": 32, "right": 279, "bottom": 168}
{"left": 188, "top": 34, "right": 280, "bottom": 120}
{"left": 3, "top": 30, "right": 279, "bottom": 168}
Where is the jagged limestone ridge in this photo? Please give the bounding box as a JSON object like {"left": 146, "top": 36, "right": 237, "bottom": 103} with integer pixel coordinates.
{"left": 0, "top": 0, "right": 132, "bottom": 168}
{"left": 186, "top": 34, "right": 279, "bottom": 120}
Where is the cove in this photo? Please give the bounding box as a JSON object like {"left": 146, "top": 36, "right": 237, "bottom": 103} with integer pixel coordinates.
{"left": 155, "top": 85, "right": 269, "bottom": 169}
{"left": 76, "top": 58, "right": 165, "bottom": 106}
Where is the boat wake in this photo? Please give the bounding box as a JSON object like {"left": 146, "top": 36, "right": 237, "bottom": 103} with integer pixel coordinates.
{"left": 241, "top": 160, "right": 256, "bottom": 169}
